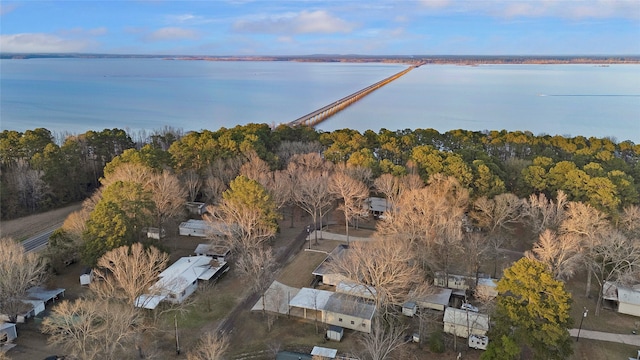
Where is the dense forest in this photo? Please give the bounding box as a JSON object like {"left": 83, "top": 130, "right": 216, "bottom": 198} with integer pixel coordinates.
{"left": 1, "top": 124, "right": 638, "bottom": 221}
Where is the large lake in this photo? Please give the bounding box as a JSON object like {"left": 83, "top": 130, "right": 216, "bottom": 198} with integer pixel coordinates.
{"left": 1, "top": 58, "right": 639, "bottom": 142}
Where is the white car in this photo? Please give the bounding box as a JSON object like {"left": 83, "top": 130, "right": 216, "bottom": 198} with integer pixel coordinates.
{"left": 461, "top": 303, "right": 478, "bottom": 312}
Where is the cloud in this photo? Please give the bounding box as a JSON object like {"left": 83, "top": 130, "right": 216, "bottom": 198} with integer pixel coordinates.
{"left": 418, "top": 0, "right": 640, "bottom": 20}
{"left": 0, "top": 3, "right": 18, "bottom": 16}
{"left": 0, "top": 33, "right": 91, "bottom": 53}
{"left": 233, "top": 10, "right": 355, "bottom": 34}
{"left": 165, "top": 13, "right": 214, "bottom": 25}
{"left": 145, "top": 27, "right": 199, "bottom": 42}
{"left": 59, "top": 27, "right": 108, "bottom": 37}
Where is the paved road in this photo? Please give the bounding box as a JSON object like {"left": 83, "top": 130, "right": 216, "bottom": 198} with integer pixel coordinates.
{"left": 570, "top": 328, "right": 640, "bottom": 346}
{"left": 22, "top": 225, "right": 60, "bottom": 253}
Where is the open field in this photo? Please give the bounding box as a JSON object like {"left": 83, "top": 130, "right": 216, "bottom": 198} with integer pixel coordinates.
{"left": 0, "top": 203, "right": 82, "bottom": 241}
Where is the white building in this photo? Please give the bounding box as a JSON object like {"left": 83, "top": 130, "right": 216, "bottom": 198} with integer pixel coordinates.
{"left": 603, "top": 281, "right": 640, "bottom": 317}
{"left": 179, "top": 219, "right": 212, "bottom": 237}
{"left": 0, "top": 322, "right": 17, "bottom": 344}
{"left": 288, "top": 288, "right": 376, "bottom": 333}
{"left": 414, "top": 287, "right": 453, "bottom": 312}
{"left": 443, "top": 307, "right": 490, "bottom": 338}
{"left": 194, "top": 243, "right": 231, "bottom": 262}
{"left": 312, "top": 245, "right": 349, "bottom": 286}
{"left": 135, "top": 256, "right": 228, "bottom": 309}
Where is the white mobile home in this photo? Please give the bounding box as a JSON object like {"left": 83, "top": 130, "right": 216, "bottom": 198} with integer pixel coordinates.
{"left": 443, "top": 307, "right": 490, "bottom": 338}
{"left": 135, "top": 256, "right": 228, "bottom": 309}
{"left": 179, "top": 219, "right": 211, "bottom": 237}
{"left": 288, "top": 288, "right": 376, "bottom": 333}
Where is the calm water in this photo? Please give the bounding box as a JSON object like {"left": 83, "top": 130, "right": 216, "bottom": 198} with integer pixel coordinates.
{"left": 1, "top": 59, "right": 639, "bottom": 142}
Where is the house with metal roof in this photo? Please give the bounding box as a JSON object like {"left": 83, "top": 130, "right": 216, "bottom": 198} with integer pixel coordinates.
{"left": 288, "top": 287, "right": 376, "bottom": 333}
{"left": 135, "top": 256, "right": 228, "bottom": 309}
{"left": 603, "top": 281, "right": 640, "bottom": 317}
{"left": 312, "top": 245, "right": 349, "bottom": 286}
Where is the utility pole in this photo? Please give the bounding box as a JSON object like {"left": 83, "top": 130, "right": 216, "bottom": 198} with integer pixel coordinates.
{"left": 576, "top": 307, "right": 588, "bottom": 342}
{"left": 307, "top": 225, "right": 311, "bottom": 249}
{"left": 175, "top": 314, "right": 180, "bottom": 354}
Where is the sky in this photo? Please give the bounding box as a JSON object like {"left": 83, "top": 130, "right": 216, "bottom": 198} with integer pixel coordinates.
{"left": 1, "top": 0, "right": 639, "bottom": 56}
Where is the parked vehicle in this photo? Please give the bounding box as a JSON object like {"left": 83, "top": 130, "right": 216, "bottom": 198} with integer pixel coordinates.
{"left": 461, "top": 302, "right": 478, "bottom": 312}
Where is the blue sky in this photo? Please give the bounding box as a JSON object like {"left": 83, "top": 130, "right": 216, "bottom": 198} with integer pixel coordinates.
{"left": 1, "top": 0, "right": 638, "bottom": 55}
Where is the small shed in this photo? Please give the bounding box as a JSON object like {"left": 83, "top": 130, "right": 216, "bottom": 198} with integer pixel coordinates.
{"left": 311, "top": 346, "right": 337, "bottom": 358}
{"left": 80, "top": 268, "right": 93, "bottom": 286}
{"left": 144, "top": 227, "right": 166, "bottom": 240}
{"left": 186, "top": 202, "right": 207, "bottom": 216}
{"left": 0, "top": 322, "right": 17, "bottom": 345}
{"left": 194, "top": 243, "right": 231, "bottom": 262}
{"left": 327, "top": 325, "right": 344, "bottom": 341}
{"left": 402, "top": 301, "right": 417, "bottom": 317}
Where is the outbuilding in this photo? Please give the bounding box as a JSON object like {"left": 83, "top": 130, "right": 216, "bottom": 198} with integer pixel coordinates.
{"left": 415, "top": 287, "right": 453, "bottom": 311}
{"left": 603, "top": 281, "right": 640, "bottom": 317}
{"left": 402, "top": 301, "right": 418, "bottom": 317}
{"left": 194, "top": 243, "right": 231, "bottom": 262}
{"left": 0, "top": 322, "right": 17, "bottom": 343}
{"left": 80, "top": 267, "right": 93, "bottom": 286}
{"left": 443, "top": 307, "right": 490, "bottom": 338}
{"left": 326, "top": 325, "right": 344, "bottom": 341}
{"left": 312, "top": 245, "right": 349, "bottom": 286}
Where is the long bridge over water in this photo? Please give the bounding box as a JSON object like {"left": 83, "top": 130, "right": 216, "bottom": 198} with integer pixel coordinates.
{"left": 288, "top": 63, "right": 422, "bottom": 127}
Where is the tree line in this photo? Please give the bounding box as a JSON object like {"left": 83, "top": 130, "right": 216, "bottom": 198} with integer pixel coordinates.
{"left": 1, "top": 125, "right": 638, "bottom": 220}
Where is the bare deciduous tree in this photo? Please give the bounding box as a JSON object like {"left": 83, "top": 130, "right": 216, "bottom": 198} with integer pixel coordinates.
{"left": 525, "top": 229, "right": 582, "bottom": 281}
{"left": 182, "top": 169, "right": 202, "bottom": 202}
{"left": 187, "top": 332, "right": 229, "bottom": 360}
{"left": 330, "top": 170, "right": 369, "bottom": 244}
{"left": 149, "top": 170, "right": 187, "bottom": 231}
{"left": 585, "top": 229, "right": 640, "bottom": 315}
{"left": 236, "top": 246, "right": 275, "bottom": 293}
{"left": 619, "top": 205, "right": 640, "bottom": 238}
{"left": 374, "top": 173, "right": 401, "bottom": 211}
{"left": 358, "top": 319, "right": 408, "bottom": 360}
{"left": 239, "top": 150, "right": 271, "bottom": 187}
{"left": 0, "top": 237, "right": 47, "bottom": 322}
{"left": 203, "top": 176, "right": 227, "bottom": 204}
{"left": 560, "top": 201, "right": 611, "bottom": 296}
{"left": 292, "top": 171, "right": 334, "bottom": 244}
{"left": 471, "top": 193, "right": 524, "bottom": 277}
{"left": 42, "top": 298, "right": 141, "bottom": 360}
{"left": 92, "top": 243, "right": 169, "bottom": 306}
{"left": 327, "top": 236, "right": 430, "bottom": 311}
{"left": 524, "top": 190, "right": 568, "bottom": 235}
